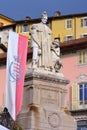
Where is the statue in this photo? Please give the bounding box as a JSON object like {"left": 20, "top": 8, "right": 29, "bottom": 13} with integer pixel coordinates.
{"left": 30, "top": 11, "right": 62, "bottom": 72}
{"left": 51, "top": 38, "right": 62, "bottom": 72}
{"left": 30, "top": 11, "right": 52, "bottom": 70}
{"left": 30, "top": 24, "right": 41, "bottom": 68}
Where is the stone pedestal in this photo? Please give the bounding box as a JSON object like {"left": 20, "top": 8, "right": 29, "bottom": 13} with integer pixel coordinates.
{"left": 17, "top": 69, "right": 77, "bottom": 130}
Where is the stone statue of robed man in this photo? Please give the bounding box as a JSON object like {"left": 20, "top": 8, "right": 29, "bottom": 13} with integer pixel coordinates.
{"left": 30, "top": 11, "right": 62, "bottom": 72}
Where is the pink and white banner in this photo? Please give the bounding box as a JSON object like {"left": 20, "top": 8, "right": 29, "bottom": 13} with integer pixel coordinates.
{"left": 6, "top": 31, "right": 28, "bottom": 120}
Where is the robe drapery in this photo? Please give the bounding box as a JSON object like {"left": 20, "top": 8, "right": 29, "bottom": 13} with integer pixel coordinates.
{"left": 31, "top": 22, "right": 52, "bottom": 68}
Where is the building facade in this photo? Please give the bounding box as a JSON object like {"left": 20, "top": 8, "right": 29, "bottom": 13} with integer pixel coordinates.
{"left": 0, "top": 14, "right": 15, "bottom": 44}
{"left": 14, "top": 12, "right": 87, "bottom": 42}
{"left": 61, "top": 38, "right": 87, "bottom": 130}
{"left": 51, "top": 12, "right": 87, "bottom": 42}
{"left": 1, "top": 12, "right": 87, "bottom": 44}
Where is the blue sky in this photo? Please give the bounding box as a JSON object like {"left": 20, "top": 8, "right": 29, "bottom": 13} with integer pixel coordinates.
{"left": 0, "top": 0, "right": 87, "bottom": 20}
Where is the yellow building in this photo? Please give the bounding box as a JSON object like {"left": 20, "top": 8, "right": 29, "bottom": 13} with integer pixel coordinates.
{"left": 0, "top": 14, "right": 15, "bottom": 26}
{"left": 1, "top": 12, "right": 87, "bottom": 46}
{"left": 15, "top": 12, "right": 87, "bottom": 43}
{"left": 1, "top": 12, "right": 87, "bottom": 43}
{"left": 51, "top": 12, "right": 87, "bottom": 42}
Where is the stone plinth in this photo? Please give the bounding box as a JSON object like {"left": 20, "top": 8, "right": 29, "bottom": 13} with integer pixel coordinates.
{"left": 17, "top": 69, "right": 77, "bottom": 130}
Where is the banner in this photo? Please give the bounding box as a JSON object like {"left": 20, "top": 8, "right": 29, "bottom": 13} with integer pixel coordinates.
{"left": 6, "top": 31, "right": 28, "bottom": 120}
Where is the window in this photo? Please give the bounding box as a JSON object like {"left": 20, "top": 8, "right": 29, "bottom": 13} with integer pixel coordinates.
{"left": 78, "top": 50, "right": 86, "bottom": 65}
{"left": 66, "top": 19, "right": 72, "bottom": 29}
{"left": 81, "top": 34, "right": 87, "bottom": 38}
{"left": 79, "top": 83, "right": 87, "bottom": 105}
{"left": 22, "top": 24, "right": 29, "bottom": 32}
{"left": 81, "top": 17, "right": 87, "bottom": 27}
{"left": 66, "top": 35, "right": 73, "bottom": 41}
{"left": 77, "top": 120, "right": 87, "bottom": 130}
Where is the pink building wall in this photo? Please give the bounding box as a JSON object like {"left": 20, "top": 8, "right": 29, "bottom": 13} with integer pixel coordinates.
{"left": 0, "top": 67, "right": 6, "bottom": 107}
{"left": 61, "top": 54, "right": 87, "bottom": 104}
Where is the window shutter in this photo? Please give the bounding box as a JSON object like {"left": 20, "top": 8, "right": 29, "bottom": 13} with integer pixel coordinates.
{"left": 71, "top": 83, "right": 78, "bottom": 110}
{"left": 81, "top": 19, "right": 83, "bottom": 27}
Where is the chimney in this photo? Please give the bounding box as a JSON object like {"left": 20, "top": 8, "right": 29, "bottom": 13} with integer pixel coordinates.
{"left": 25, "top": 16, "right": 31, "bottom": 20}
{"left": 54, "top": 11, "right": 61, "bottom": 17}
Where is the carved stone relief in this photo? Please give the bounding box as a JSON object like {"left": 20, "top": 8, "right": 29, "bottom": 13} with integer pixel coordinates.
{"left": 48, "top": 113, "right": 61, "bottom": 128}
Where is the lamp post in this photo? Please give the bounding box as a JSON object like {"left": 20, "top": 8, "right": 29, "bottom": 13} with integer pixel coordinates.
{"left": 0, "top": 107, "right": 22, "bottom": 130}
{"left": 0, "top": 107, "right": 13, "bottom": 129}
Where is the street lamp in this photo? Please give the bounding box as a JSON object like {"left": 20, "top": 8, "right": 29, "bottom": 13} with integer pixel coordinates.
{"left": 0, "top": 107, "right": 22, "bottom": 130}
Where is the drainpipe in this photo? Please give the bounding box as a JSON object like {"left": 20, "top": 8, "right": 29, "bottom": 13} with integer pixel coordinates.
{"left": 74, "top": 17, "right": 76, "bottom": 39}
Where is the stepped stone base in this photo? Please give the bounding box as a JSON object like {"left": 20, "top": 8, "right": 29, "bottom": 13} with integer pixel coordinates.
{"left": 17, "top": 68, "right": 77, "bottom": 130}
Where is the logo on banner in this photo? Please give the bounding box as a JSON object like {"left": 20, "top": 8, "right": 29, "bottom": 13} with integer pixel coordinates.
{"left": 9, "top": 56, "right": 22, "bottom": 82}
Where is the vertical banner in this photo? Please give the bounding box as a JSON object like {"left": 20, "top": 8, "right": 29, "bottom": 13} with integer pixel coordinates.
{"left": 6, "top": 31, "right": 28, "bottom": 120}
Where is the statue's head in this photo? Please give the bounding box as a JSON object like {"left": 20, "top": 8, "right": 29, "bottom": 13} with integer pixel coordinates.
{"left": 53, "top": 38, "right": 60, "bottom": 47}
{"left": 41, "top": 11, "right": 48, "bottom": 24}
